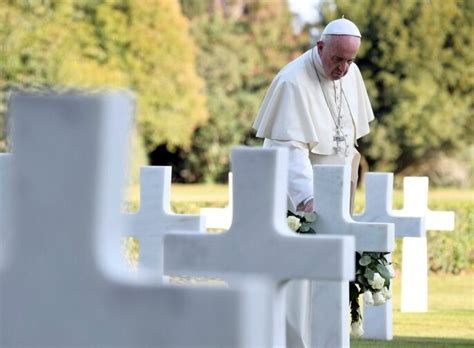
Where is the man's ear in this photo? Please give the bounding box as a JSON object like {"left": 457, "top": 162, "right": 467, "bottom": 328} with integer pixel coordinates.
{"left": 316, "top": 41, "right": 324, "bottom": 54}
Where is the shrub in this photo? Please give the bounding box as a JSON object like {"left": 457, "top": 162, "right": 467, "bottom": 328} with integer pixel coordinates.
{"left": 359, "top": 198, "right": 474, "bottom": 275}
{"left": 426, "top": 200, "right": 473, "bottom": 274}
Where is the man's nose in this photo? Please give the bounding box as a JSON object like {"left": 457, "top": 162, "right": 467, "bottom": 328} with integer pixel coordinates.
{"left": 339, "top": 61, "right": 348, "bottom": 72}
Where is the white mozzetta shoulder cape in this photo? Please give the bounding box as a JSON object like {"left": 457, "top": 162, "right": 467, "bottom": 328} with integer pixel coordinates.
{"left": 253, "top": 49, "right": 374, "bottom": 155}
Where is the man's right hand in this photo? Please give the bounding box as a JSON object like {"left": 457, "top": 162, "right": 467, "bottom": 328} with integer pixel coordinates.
{"left": 297, "top": 198, "right": 314, "bottom": 212}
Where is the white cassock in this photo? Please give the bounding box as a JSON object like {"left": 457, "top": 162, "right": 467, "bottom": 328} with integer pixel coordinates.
{"left": 253, "top": 47, "right": 374, "bottom": 347}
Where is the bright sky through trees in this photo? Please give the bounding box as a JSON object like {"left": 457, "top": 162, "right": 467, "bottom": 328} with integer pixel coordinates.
{"left": 288, "top": 0, "right": 320, "bottom": 23}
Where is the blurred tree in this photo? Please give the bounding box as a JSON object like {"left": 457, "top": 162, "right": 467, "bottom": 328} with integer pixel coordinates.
{"left": 180, "top": 0, "right": 212, "bottom": 18}
{"left": 0, "top": 0, "right": 206, "bottom": 165}
{"left": 172, "top": 0, "right": 305, "bottom": 182}
{"left": 180, "top": 0, "right": 247, "bottom": 20}
{"left": 321, "top": 0, "right": 473, "bottom": 178}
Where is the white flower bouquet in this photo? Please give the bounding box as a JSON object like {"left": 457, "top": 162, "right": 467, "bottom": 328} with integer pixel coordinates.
{"left": 286, "top": 212, "right": 395, "bottom": 338}
{"left": 349, "top": 252, "right": 396, "bottom": 337}
{"left": 286, "top": 211, "right": 317, "bottom": 234}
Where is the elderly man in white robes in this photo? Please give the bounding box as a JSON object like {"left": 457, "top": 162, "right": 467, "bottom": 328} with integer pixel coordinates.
{"left": 253, "top": 18, "right": 374, "bottom": 347}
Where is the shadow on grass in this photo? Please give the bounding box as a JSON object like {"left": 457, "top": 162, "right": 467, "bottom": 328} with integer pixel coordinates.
{"left": 352, "top": 336, "right": 474, "bottom": 347}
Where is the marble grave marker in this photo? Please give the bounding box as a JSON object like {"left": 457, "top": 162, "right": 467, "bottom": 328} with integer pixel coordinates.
{"left": 308, "top": 165, "right": 395, "bottom": 348}
{"left": 123, "top": 166, "right": 204, "bottom": 278}
{"left": 353, "top": 172, "right": 424, "bottom": 340}
{"left": 0, "top": 92, "right": 272, "bottom": 347}
{"left": 397, "top": 177, "right": 455, "bottom": 312}
{"left": 164, "top": 147, "right": 356, "bottom": 347}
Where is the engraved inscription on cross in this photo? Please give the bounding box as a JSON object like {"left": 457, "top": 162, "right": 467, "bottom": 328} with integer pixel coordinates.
{"left": 123, "top": 166, "right": 204, "bottom": 277}
{"left": 164, "top": 147, "right": 356, "bottom": 347}
{"left": 397, "top": 177, "right": 455, "bottom": 312}
{"left": 0, "top": 92, "right": 272, "bottom": 347}
{"left": 309, "top": 165, "right": 395, "bottom": 348}
{"left": 353, "top": 172, "right": 425, "bottom": 340}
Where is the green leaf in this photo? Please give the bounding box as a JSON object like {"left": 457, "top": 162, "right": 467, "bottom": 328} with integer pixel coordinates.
{"left": 286, "top": 210, "right": 298, "bottom": 218}
{"left": 300, "top": 224, "right": 310, "bottom": 232}
{"left": 359, "top": 255, "right": 372, "bottom": 266}
{"left": 376, "top": 263, "right": 391, "bottom": 280}
{"left": 364, "top": 268, "right": 375, "bottom": 280}
{"left": 303, "top": 212, "right": 317, "bottom": 223}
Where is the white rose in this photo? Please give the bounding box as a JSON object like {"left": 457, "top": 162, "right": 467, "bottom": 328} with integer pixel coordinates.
{"left": 373, "top": 291, "right": 386, "bottom": 305}
{"left": 287, "top": 216, "right": 301, "bottom": 232}
{"left": 368, "top": 272, "right": 385, "bottom": 290}
{"left": 386, "top": 264, "right": 396, "bottom": 278}
{"left": 363, "top": 290, "right": 374, "bottom": 306}
{"left": 381, "top": 286, "right": 392, "bottom": 300}
{"left": 350, "top": 321, "right": 364, "bottom": 337}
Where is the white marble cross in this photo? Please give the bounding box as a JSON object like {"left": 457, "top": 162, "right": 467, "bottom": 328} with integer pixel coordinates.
{"left": 353, "top": 172, "right": 425, "bottom": 340}
{"left": 200, "top": 173, "right": 233, "bottom": 230}
{"left": 309, "top": 165, "right": 395, "bottom": 348}
{"left": 397, "top": 177, "right": 455, "bottom": 312}
{"left": 164, "top": 147, "right": 356, "bottom": 347}
{"left": 0, "top": 92, "right": 272, "bottom": 347}
{"left": 123, "top": 166, "right": 204, "bottom": 277}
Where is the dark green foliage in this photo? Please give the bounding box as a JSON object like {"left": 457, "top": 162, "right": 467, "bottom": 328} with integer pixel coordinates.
{"left": 427, "top": 200, "right": 474, "bottom": 274}
{"left": 173, "top": 3, "right": 305, "bottom": 182}
{"left": 323, "top": 0, "right": 473, "bottom": 176}
{"left": 179, "top": 0, "right": 473, "bottom": 183}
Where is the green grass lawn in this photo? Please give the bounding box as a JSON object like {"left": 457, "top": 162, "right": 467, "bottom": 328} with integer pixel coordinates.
{"left": 352, "top": 273, "right": 474, "bottom": 347}
{"left": 167, "top": 184, "right": 474, "bottom": 208}
{"left": 126, "top": 182, "right": 473, "bottom": 209}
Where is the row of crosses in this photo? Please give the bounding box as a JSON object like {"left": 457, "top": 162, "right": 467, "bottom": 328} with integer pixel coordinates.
{"left": 0, "top": 92, "right": 454, "bottom": 347}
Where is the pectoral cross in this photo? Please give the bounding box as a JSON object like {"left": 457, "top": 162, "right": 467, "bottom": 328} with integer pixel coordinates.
{"left": 333, "top": 132, "right": 348, "bottom": 156}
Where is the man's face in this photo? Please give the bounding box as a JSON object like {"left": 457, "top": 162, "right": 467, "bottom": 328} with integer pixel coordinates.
{"left": 317, "top": 36, "right": 361, "bottom": 80}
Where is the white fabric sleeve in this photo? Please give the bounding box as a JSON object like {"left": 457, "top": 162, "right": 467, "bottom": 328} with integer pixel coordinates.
{"left": 263, "top": 139, "right": 313, "bottom": 210}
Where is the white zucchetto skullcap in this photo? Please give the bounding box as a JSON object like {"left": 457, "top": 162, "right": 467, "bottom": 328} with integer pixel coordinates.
{"left": 322, "top": 18, "right": 361, "bottom": 38}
